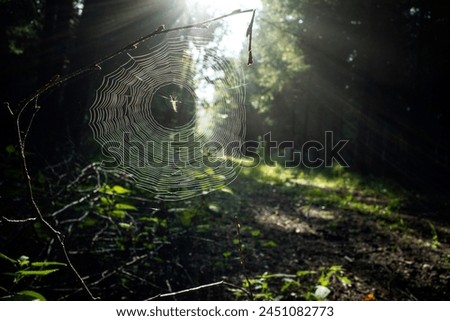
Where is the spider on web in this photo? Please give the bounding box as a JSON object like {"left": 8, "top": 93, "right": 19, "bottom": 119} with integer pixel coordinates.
{"left": 159, "top": 94, "right": 181, "bottom": 112}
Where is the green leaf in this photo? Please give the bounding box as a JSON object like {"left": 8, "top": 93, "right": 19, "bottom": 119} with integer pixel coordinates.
{"left": 180, "top": 209, "right": 196, "bottom": 226}
{"left": 100, "top": 196, "right": 113, "bottom": 205}
{"left": 250, "top": 229, "right": 261, "bottom": 237}
{"left": 99, "top": 184, "right": 131, "bottom": 195}
{"left": 31, "top": 261, "right": 67, "bottom": 267}
{"left": 329, "top": 265, "right": 342, "bottom": 272}
{"left": 118, "top": 222, "right": 132, "bottom": 230}
{"left": 196, "top": 224, "right": 210, "bottom": 233}
{"left": 109, "top": 210, "right": 126, "bottom": 219}
{"left": 223, "top": 251, "right": 231, "bottom": 258}
{"left": 112, "top": 185, "right": 131, "bottom": 194}
{"left": 208, "top": 203, "right": 220, "bottom": 213}
{"left": 17, "top": 269, "right": 59, "bottom": 277}
{"left": 296, "top": 270, "right": 316, "bottom": 277}
{"left": 139, "top": 217, "right": 159, "bottom": 223}
{"left": 115, "top": 203, "right": 137, "bottom": 211}
{"left": 98, "top": 184, "right": 112, "bottom": 194}
{"left": 281, "top": 279, "right": 300, "bottom": 292}
{"left": 338, "top": 276, "right": 352, "bottom": 285}
{"left": 318, "top": 272, "right": 329, "bottom": 287}
{"left": 261, "top": 240, "right": 278, "bottom": 247}
{"left": 82, "top": 217, "right": 97, "bottom": 227}
{"left": 17, "top": 290, "right": 46, "bottom": 301}
{"left": 219, "top": 186, "right": 234, "bottom": 194}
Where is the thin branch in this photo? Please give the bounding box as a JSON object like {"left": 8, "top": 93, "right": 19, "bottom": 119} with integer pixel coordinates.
{"left": 13, "top": 9, "right": 256, "bottom": 116}
{"left": 59, "top": 211, "right": 90, "bottom": 225}
{"left": 246, "top": 10, "right": 256, "bottom": 65}
{"left": 50, "top": 189, "right": 98, "bottom": 217}
{"left": 65, "top": 162, "right": 102, "bottom": 190}
{"left": 58, "top": 253, "right": 152, "bottom": 300}
{"left": 3, "top": 102, "right": 13, "bottom": 116}
{"left": 146, "top": 280, "right": 250, "bottom": 301}
{"left": 83, "top": 254, "right": 151, "bottom": 289}
{"left": 1, "top": 216, "right": 37, "bottom": 223}
{"left": 14, "top": 82, "right": 98, "bottom": 300}
{"left": 21, "top": 97, "right": 40, "bottom": 144}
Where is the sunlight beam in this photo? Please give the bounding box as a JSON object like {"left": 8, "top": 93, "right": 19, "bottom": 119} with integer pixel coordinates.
{"left": 190, "top": 0, "right": 262, "bottom": 57}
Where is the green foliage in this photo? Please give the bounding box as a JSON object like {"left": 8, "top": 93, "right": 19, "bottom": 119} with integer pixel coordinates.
{"left": 99, "top": 184, "right": 131, "bottom": 195}
{"left": 179, "top": 208, "right": 198, "bottom": 226}
{"left": 231, "top": 265, "right": 350, "bottom": 300}
{"left": 427, "top": 221, "right": 440, "bottom": 249}
{"left": 1, "top": 152, "right": 447, "bottom": 300}
{"left": 0, "top": 253, "right": 66, "bottom": 301}
{"left": 96, "top": 184, "right": 136, "bottom": 219}
{"left": 317, "top": 265, "right": 351, "bottom": 287}
{"left": 249, "top": 1, "right": 308, "bottom": 106}
{"left": 4, "top": 290, "right": 46, "bottom": 301}
{"left": 261, "top": 240, "right": 278, "bottom": 248}
{"left": 0, "top": 253, "right": 66, "bottom": 283}
{"left": 0, "top": 0, "right": 42, "bottom": 56}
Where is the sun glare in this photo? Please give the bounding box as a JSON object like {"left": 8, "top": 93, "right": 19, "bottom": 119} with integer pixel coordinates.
{"left": 192, "top": 0, "right": 260, "bottom": 15}
{"left": 191, "top": 0, "right": 262, "bottom": 57}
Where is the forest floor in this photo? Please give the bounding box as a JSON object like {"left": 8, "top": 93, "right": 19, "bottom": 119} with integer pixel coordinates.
{"left": 170, "top": 165, "right": 450, "bottom": 301}
{"left": 2, "top": 161, "right": 449, "bottom": 301}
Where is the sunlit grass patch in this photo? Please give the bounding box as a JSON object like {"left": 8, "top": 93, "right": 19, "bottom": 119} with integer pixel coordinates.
{"left": 242, "top": 163, "right": 367, "bottom": 193}
{"left": 240, "top": 163, "right": 296, "bottom": 185}
{"left": 237, "top": 162, "right": 406, "bottom": 226}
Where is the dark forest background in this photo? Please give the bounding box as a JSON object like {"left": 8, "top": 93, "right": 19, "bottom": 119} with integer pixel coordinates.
{"left": 1, "top": 0, "right": 449, "bottom": 190}
{"left": 245, "top": 0, "right": 450, "bottom": 191}
{"left": 0, "top": 0, "right": 449, "bottom": 301}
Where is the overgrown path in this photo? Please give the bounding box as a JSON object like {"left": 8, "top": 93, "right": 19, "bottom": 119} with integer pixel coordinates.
{"left": 218, "top": 165, "right": 450, "bottom": 300}
{"left": 2, "top": 163, "right": 449, "bottom": 301}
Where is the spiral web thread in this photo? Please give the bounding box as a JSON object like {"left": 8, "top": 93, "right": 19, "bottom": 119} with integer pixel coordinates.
{"left": 89, "top": 36, "right": 246, "bottom": 200}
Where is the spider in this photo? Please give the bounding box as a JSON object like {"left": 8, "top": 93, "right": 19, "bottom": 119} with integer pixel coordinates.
{"left": 158, "top": 94, "right": 181, "bottom": 112}
{"left": 169, "top": 95, "right": 181, "bottom": 112}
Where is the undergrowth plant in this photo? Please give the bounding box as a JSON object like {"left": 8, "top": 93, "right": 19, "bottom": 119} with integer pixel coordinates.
{"left": 0, "top": 253, "right": 66, "bottom": 301}
{"left": 229, "top": 265, "right": 351, "bottom": 300}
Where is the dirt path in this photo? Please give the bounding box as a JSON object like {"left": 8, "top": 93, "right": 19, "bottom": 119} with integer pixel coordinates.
{"left": 229, "top": 181, "right": 450, "bottom": 300}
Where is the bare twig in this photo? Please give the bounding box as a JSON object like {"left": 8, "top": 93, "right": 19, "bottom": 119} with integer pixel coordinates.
{"left": 12, "top": 9, "right": 256, "bottom": 116}
{"left": 14, "top": 83, "right": 98, "bottom": 300}
{"left": 3, "top": 102, "right": 13, "bottom": 116}
{"left": 246, "top": 10, "right": 256, "bottom": 65}
{"left": 65, "top": 162, "right": 102, "bottom": 191}
{"left": 1, "top": 216, "right": 37, "bottom": 223}
{"left": 50, "top": 189, "right": 99, "bottom": 217}
{"left": 58, "top": 253, "right": 153, "bottom": 300}
{"left": 59, "top": 211, "right": 90, "bottom": 225}
{"left": 146, "top": 280, "right": 250, "bottom": 301}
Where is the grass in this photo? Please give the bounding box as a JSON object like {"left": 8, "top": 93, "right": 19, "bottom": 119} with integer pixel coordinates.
{"left": 236, "top": 162, "right": 416, "bottom": 238}
{"left": 239, "top": 163, "right": 405, "bottom": 214}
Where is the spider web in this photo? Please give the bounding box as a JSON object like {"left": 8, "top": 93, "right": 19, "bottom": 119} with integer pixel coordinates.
{"left": 89, "top": 36, "right": 246, "bottom": 200}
